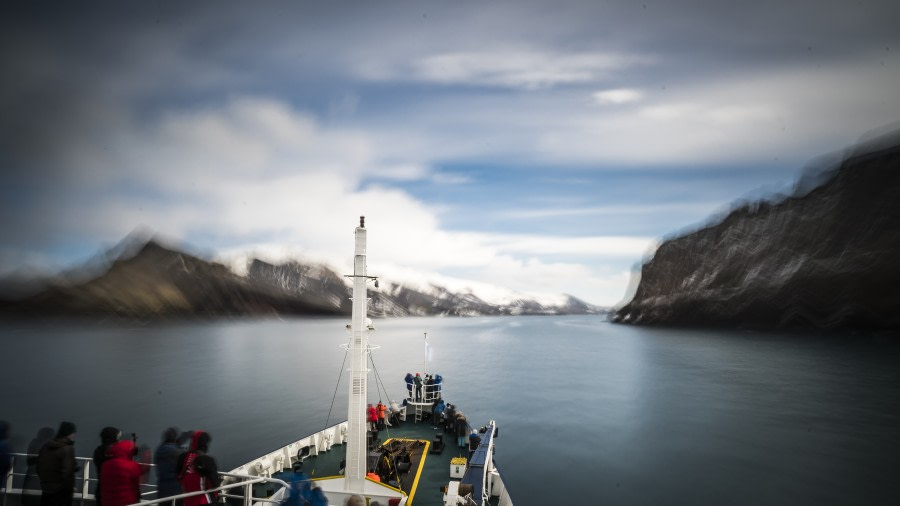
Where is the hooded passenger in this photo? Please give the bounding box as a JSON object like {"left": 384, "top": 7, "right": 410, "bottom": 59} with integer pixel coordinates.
{"left": 388, "top": 399, "right": 402, "bottom": 425}
{"left": 433, "top": 374, "right": 443, "bottom": 398}
{"left": 455, "top": 413, "right": 468, "bottom": 448}
{"left": 367, "top": 404, "right": 378, "bottom": 432}
{"left": 177, "top": 431, "right": 220, "bottom": 506}
{"left": 404, "top": 373, "right": 414, "bottom": 399}
{"left": 100, "top": 440, "right": 142, "bottom": 506}
{"left": 432, "top": 398, "right": 446, "bottom": 428}
{"left": 280, "top": 462, "right": 311, "bottom": 506}
{"left": 376, "top": 402, "right": 387, "bottom": 430}
{"left": 92, "top": 426, "right": 121, "bottom": 506}
{"left": 444, "top": 404, "right": 457, "bottom": 432}
{"left": 468, "top": 430, "right": 482, "bottom": 453}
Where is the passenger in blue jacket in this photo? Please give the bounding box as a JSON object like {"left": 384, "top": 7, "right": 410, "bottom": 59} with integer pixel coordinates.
{"left": 154, "top": 427, "right": 183, "bottom": 500}
{"left": 404, "top": 373, "right": 414, "bottom": 400}
{"left": 432, "top": 399, "right": 446, "bottom": 429}
{"left": 433, "top": 374, "right": 443, "bottom": 399}
{"left": 280, "top": 462, "right": 311, "bottom": 506}
{"left": 308, "top": 486, "right": 328, "bottom": 506}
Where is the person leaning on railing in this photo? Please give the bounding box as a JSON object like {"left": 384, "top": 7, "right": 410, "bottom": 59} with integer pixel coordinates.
{"left": 37, "top": 422, "right": 78, "bottom": 506}
{"left": 92, "top": 426, "right": 121, "bottom": 506}
{"left": 154, "top": 428, "right": 186, "bottom": 500}
{"left": 100, "top": 440, "right": 142, "bottom": 506}
{"left": 176, "top": 431, "right": 219, "bottom": 506}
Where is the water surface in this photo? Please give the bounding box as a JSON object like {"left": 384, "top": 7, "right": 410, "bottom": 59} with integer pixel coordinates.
{"left": 2, "top": 316, "right": 898, "bottom": 505}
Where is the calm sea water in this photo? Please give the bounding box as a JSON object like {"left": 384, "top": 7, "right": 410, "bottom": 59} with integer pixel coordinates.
{"left": 2, "top": 316, "right": 899, "bottom": 505}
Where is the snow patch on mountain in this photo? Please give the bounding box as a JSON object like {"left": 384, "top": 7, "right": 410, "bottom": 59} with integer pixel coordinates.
{"left": 367, "top": 264, "right": 571, "bottom": 308}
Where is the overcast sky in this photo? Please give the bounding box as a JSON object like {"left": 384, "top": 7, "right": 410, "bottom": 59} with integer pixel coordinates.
{"left": 1, "top": 0, "right": 898, "bottom": 306}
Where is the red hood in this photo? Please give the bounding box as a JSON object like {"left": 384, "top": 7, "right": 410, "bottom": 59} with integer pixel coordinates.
{"left": 190, "top": 430, "right": 208, "bottom": 451}
{"left": 109, "top": 440, "right": 136, "bottom": 459}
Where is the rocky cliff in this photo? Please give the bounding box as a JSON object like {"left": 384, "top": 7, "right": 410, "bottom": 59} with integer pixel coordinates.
{"left": 612, "top": 134, "right": 900, "bottom": 330}
{"left": 1, "top": 239, "right": 601, "bottom": 319}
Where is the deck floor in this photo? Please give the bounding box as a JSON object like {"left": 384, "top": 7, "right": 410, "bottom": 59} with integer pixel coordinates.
{"left": 3, "top": 418, "right": 497, "bottom": 506}
{"left": 290, "top": 414, "right": 474, "bottom": 506}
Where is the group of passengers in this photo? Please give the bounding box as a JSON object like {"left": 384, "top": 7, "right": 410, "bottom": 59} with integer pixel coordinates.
{"left": 366, "top": 403, "right": 386, "bottom": 434}
{"left": 9, "top": 417, "right": 417, "bottom": 506}
{"left": 13, "top": 421, "right": 220, "bottom": 506}
{"left": 7, "top": 379, "right": 473, "bottom": 506}
{"left": 366, "top": 398, "right": 410, "bottom": 445}
{"left": 438, "top": 403, "right": 470, "bottom": 448}
{"left": 403, "top": 372, "right": 442, "bottom": 402}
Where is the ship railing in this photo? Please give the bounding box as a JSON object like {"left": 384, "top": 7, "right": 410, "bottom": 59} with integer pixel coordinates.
{"left": 226, "top": 421, "right": 348, "bottom": 480}
{"left": 3, "top": 453, "right": 117, "bottom": 506}
{"left": 489, "top": 466, "right": 514, "bottom": 506}
{"left": 132, "top": 473, "right": 289, "bottom": 506}
{"left": 422, "top": 383, "right": 442, "bottom": 403}
{"left": 478, "top": 422, "right": 495, "bottom": 506}
{"left": 2, "top": 455, "right": 288, "bottom": 506}
{"left": 406, "top": 380, "right": 443, "bottom": 404}
{"left": 458, "top": 421, "right": 513, "bottom": 506}
{"left": 3, "top": 422, "right": 351, "bottom": 506}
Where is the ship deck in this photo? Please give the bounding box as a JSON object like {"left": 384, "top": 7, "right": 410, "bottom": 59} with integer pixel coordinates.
{"left": 274, "top": 413, "right": 481, "bottom": 506}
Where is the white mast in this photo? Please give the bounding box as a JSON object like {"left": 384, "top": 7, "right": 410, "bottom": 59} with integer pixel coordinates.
{"left": 316, "top": 218, "right": 403, "bottom": 505}
{"left": 345, "top": 215, "right": 371, "bottom": 492}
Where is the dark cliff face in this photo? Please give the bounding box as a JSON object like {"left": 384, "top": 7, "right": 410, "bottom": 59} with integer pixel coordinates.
{"left": 613, "top": 137, "right": 900, "bottom": 330}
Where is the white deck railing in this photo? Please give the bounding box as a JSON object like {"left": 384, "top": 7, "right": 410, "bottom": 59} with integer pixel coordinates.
{"left": 3, "top": 454, "right": 108, "bottom": 506}
{"left": 2, "top": 454, "right": 289, "bottom": 506}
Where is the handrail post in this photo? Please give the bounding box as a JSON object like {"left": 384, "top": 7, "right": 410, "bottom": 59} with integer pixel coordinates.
{"left": 3, "top": 455, "right": 12, "bottom": 506}
{"left": 81, "top": 460, "right": 91, "bottom": 506}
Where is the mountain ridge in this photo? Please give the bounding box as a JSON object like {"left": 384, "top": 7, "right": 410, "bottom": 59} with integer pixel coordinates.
{"left": 0, "top": 239, "right": 603, "bottom": 319}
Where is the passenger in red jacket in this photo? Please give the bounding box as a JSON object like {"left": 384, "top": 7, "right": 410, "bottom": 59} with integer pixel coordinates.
{"left": 177, "top": 431, "right": 219, "bottom": 506}
{"left": 367, "top": 404, "right": 378, "bottom": 433}
{"left": 100, "top": 440, "right": 141, "bottom": 506}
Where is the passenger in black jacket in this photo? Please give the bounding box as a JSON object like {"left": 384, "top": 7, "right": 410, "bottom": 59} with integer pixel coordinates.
{"left": 23, "top": 427, "right": 55, "bottom": 506}
{"left": 37, "top": 422, "right": 78, "bottom": 506}
{"left": 454, "top": 413, "right": 469, "bottom": 448}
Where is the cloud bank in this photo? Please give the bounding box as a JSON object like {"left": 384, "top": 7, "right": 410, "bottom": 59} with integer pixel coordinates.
{"left": 2, "top": 0, "right": 898, "bottom": 305}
